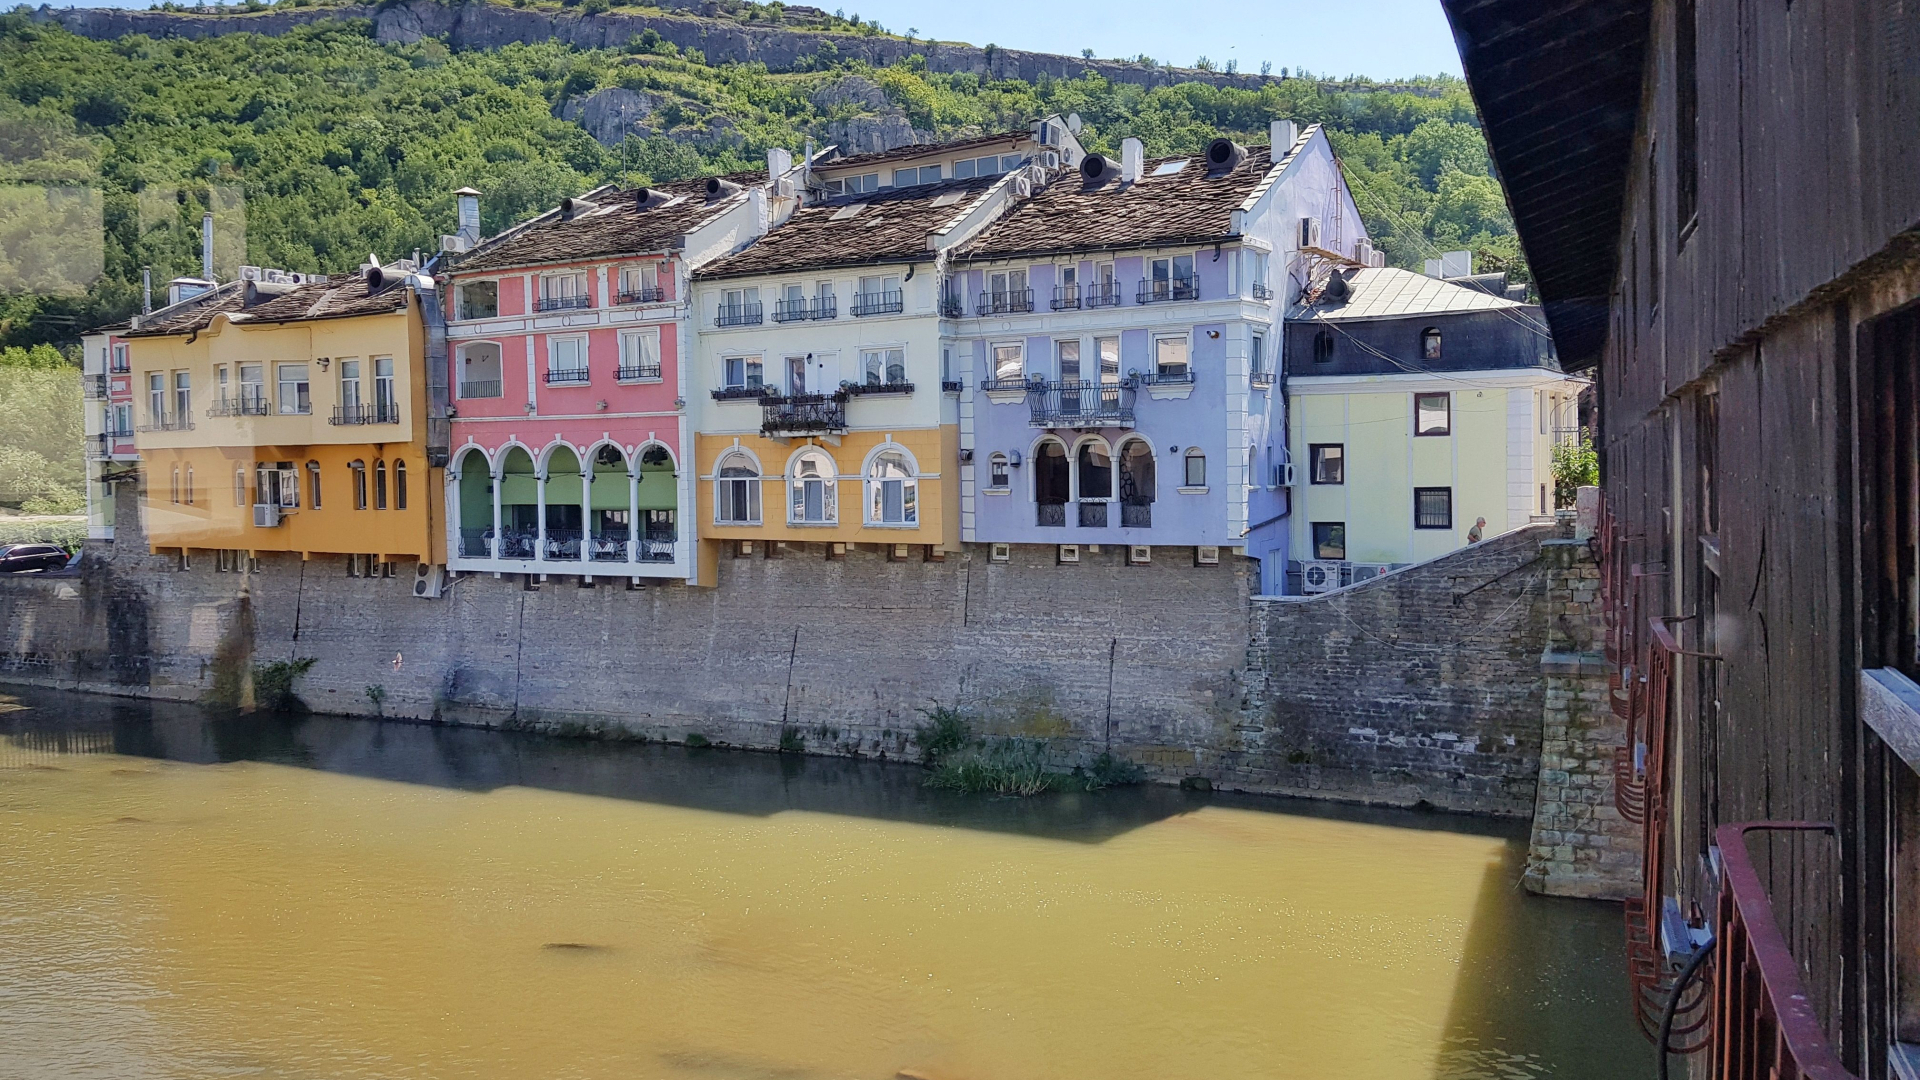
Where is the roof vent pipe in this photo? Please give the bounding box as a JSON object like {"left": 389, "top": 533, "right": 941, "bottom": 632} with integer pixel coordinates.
{"left": 560, "top": 196, "right": 597, "bottom": 220}
{"left": 706, "top": 176, "right": 744, "bottom": 199}
{"left": 1120, "top": 138, "right": 1144, "bottom": 183}
{"left": 1205, "top": 138, "right": 1247, "bottom": 172}
{"left": 1079, "top": 153, "right": 1115, "bottom": 184}
{"left": 1270, "top": 119, "right": 1299, "bottom": 153}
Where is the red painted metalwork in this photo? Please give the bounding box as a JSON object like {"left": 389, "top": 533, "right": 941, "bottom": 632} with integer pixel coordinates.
{"left": 1711, "top": 822, "right": 1859, "bottom": 1080}
{"left": 1623, "top": 616, "right": 1684, "bottom": 1039}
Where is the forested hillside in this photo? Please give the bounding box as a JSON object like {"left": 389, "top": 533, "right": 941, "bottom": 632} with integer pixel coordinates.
{"left": 0, "top": 10, "right": 1519, "bottom": 348}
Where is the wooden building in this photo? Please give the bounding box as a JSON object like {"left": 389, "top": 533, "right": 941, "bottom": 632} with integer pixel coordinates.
{"left": 1441, "top": 0, "right": 1919, "bottom": 1077}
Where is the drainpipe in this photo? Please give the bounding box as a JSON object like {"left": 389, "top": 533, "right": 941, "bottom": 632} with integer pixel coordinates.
{"left": 411, "top": 269, "right": 452, "bottom": 469}
{"left": 535, "top": 470, "right": 548, "bottom": 566}
{"left": 490, "top": 465, "right": 503, "bottom": 560}
{"left": 580, "top": 465, "right": 592, "bottom": 576}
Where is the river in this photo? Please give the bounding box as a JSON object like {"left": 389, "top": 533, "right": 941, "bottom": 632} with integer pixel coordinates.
{"left": 0, "top": 685, "right": 1646, "bottom": 1080}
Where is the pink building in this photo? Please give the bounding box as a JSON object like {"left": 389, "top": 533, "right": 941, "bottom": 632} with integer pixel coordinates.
{"left": 440, "top": 172, "right": 781, "bottom": 583}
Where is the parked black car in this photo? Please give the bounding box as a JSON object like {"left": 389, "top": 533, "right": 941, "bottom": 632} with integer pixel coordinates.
{"left": 0, "top": 544, "right": 72, "bottom": 574}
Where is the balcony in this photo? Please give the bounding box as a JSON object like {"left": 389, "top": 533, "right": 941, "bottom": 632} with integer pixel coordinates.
{"left": 1251, "top": 370, "right": 1275, "bottom": 389}
{"left": 1078, "top": 501, "right": 1108, "bottom": 528}
{"left": 942, "top": 380, "right": 964, "bottom": 393}
{"left": 537, "top": 295, "right": 591, "bottom": 313}
{"left": 851, "top": 290, "right": 904, "bottom": 317}
{"left": 207, "top": 393, "right": 270, "bottom": 418}
{"left": 1036, "top": 502, "right": 1066, "bottom": 527}
{"left": 83, "top": 374, "right": 107, "bottom": 400}
{"left": 1250, "top": 282, "right": 1275, "bottom": 301}
{"left": 1137, "top": 276, "right": 1199, "bottom": 304}
{"left": 1084, "top": 282, "right": 1123, "bottom": 308}
{"left": 1050, "top": 284, "right": 1080, "bottom": 311}
{"left": 773, "top": 298, "right": 811, "bottom": 323}
{"left": 543, "top": 367, "right": 590, "bottom": 386}
{"left": 616, "top": 285, "right": 665, "bottom": 305}
{"left": 1027, "top": 381, "right": 1136, "bottom": 428}
{"left": 811, "top": 296, "right": 837, "bottom": 320}
{"left": 329, "top": 401, "right": 402, "bottom": 425}
{"left": 761, "top": 392, "right": 848, "bottom": 437}
{"left": 1711, "top": 822, "right": 1859, "bottom": 1080}
{"left": 87, "top": 433, "right": 112, "bottom": 459}
{"left": 138, "top": 411, "right": 192, "bottom": 433}
{"left": 711, "top": 384, "right": 773, "bottom": 402}
{"left": 1140, "top": 370, "right": 1196, "bottom": 387}
{"left": 715, "top": 302, "right": 763, "bottom": 327}
{"left": 843, "top": 380, "right": 914, "bottom": 398}
{"left": 938, "top": 295, "right": 965, "bottom": 318}
{"left": 1121, "top": 502, "right": 1151, "bottom": 528}
{"left": 615, "top": 363, "right": 662, "bottom": 382}
{"left": 459, "top": 380, "right": 503, "bottom": 399}
{"left": 977, "top": 288, "right": 1034, "bottom": 316}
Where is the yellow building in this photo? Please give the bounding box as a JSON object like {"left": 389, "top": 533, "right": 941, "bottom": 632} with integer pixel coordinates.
{"left": 125, "top": 265, "right": 444, "bottom": 565}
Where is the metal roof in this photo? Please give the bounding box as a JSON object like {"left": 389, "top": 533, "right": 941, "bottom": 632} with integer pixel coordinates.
{"left": 1288, "top": 267, "right": 1533, "bottom": 322}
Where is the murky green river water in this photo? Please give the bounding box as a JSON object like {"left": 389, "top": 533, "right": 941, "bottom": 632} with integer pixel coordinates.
{"left": 0, "top": 685, "right": 1646, "bottom": 1080}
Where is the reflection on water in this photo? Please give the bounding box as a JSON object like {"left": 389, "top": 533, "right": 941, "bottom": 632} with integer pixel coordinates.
{"left": 0, "top": 686, "right": 1647, "bottom": 1080}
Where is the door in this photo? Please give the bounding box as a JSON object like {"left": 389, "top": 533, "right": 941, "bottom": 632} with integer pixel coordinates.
{"left": 807, "top": 353, "right": 838, "bottom": 394}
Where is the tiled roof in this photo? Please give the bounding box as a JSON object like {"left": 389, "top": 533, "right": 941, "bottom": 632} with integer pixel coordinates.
{"left": 694, "top": 175, "right": 1003, "bottom": 280}
{"left": 818, "top": 130, "right": 1032, "bottom": 172}
{"left": 956, "top": 136, "right": 1300, "bottom": 261}
{"left": 1287, "top": 266, "right": 1533, "bottom": 322}
{"left": 122, "top": 274, "right": 410, "bottom": 337}
{"left": 452, "top": 175, "right": 748, "bottom": 273}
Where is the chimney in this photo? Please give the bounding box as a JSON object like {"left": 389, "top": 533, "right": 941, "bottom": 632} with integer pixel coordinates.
{"left": 766, "top": 147, "right": 792, "bottom": 181}
{"left": 1270, "top": 119, "right": 1298, "bottom": 153}
{"left": 201, "top": 211, "right": 214, "bottom": 280}
{"left": 454, "top": 187, "right": 481, "bottom": 247}
{"left": 142, "top": 266, "right": 152, "bottom": 314}
{"left": 1120, "top": 137, "right": 1144, "bottom": 183}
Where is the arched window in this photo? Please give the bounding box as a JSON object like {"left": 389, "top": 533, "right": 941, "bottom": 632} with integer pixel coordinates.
{"left": 987, "top": 452, "right": 1009, "bottom": 489}
{"left": 1033, "top": 439, "right": 1069, "bottom": 527}
{"left": 169, "top": 467, "right": 179, "bottom": 504}
{"left": 307, "top": 462, "right": 322, "bottom": 510}
{"left": 184, "top": 464, "right": 194, "bottom": 506}
{"left": 1118, "top": 440, "right": 1156, "bottom": 529}
{"left": 867, "top": 450, "right": 917, "bottom": 525}
{"left": 234, "top": 465, "right": 246, "bottom": 507}
{"left": 1076, "top": 440, "right": 1112, "bottom": 501}
{"left": 1183, "top": 447, "right": 1207, "bottom": 488}
{"left": 350, "top": 460, "right": 368, "bottom": 509}
{"left": 1313, "top": 329, "right": 1335, "bottom": 363}
{"left": 1421, "top": 326, "right": 1442, "bottom": 361}
{"left": 788, "top": 449, "right": 837, "bottom": 524}
{"left": 716, "top": 451, "right": 760, "bottom": 524}
{"left": 394, "top": 459, "right": 408, "bottom": 510}
{"left": 374, "top": 459, "right": 389, "bottom": 510}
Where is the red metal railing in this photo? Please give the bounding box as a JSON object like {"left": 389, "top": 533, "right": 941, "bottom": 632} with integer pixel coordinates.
{"left": 1712, "top": 822, "right": 1859, "bottom": 1080}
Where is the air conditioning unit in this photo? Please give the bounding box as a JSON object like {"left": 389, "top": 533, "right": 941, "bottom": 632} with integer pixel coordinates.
{"left": 1195, "top": 545, "right": 1221, "bottom": 566}
{"left": 412, "top": 563, "right": 446, "bottom": 598}
{"left": 1349, "top": 562, "right": 1392, "bottom": 584}
{"left": 1039, "top": 150, "right": 1061, "bottom": 169}
{"left": 1301, "top": 559, "right": 1342, "bottom": 593}
{"left": 1299, "top": 216, "right": 1322, "bottom": 249}
{"left": 990, "top": 542, "right": 1011, "bottom": 562}
{"left": 1009, "top": 176, "right": 1032, "bottom": 199}
{"left": 1274, "top": 462, "right": 1296, "bottom": 488}
{"left": 440, "top": 234, "right": 471, "bottom": 254}
{"left": 1128, "top": 544, "right": 1151, "bottom": 565}
{"left": 1057, "top": 543, "right": 1080, "bottom": 564}
{"left": 252, "top": 503, "right": 282, "bottom": 528}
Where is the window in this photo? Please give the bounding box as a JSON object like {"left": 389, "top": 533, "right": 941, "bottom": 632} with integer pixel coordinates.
{"left": 214, "top": 364, "right": 228, "bottom": 403}
{"left": 350, "top": 460, "right": 368, "bottom": 509}
{"left": 860, "top": 347, "right": 906, "bottom": 385}
{"left": 173, "top": 370, "right": 192, "bottom": 419}
{"left": 987, "top": 268, "right": 1028, "bottom": 313}
{"left": 373, "top": 357, "right": 396, "bottom": 415}
{"left": 1089, "top": 261, "right": 1118, "bottom": 305}
{"left": 788, "top": 450, "right": 836, "bottom": 524}
{"left": 394, "top": 459, "right": 407, "bottom": 510}
{"left": 113, "top": 404, "right": 131, "bottom": 436}
{"left": 1313, "top": 329, "right": 1335, "bottom": 363}
{"left": 183, "top": 464, "right": 194, "bottom": 505}
{"left": 308, "top": 462, "right": 322, "bottom": 510}
{"left": 867, "top": 450, "right": 917, "bottom": 525}
{"left": 1096, "top": 336, "right": 1120, "bottom": 384}
{"left": 1147, "top": 254, "right": 1196, "bottom": 300}
{"left": 855, "top": 274, "right": 902, "bottom": 315}
{"left": 238, "top": 363, "right": 264, "bottom": 410}
{"left": 169, "top": 466, "right": 179, "bottom": 504}
{"left": 276, "top": 364, "right": 309, "bottom": 415}
{"left": 1421, "top": 327, "right": 1442, "bottom": 361}
{"left": 1154, "top": 335, "right": 1190, "bottom": 380}
{"left": 1183, "top": 447, "right": 1206, "bottom": 488}
{"left": 722, "top": 356, "right": 764, "bottom": 390}
{"left": 459, "top": 343, "right": 504, "bottom": 398}
{"left": 719, "top": 286, "right": 761, "bottom": 325}
{"left": 339, "top": 359, "right": 362, "bottom": 409}
{"left": 1310, "top": 444, "right": 1344, "bottom": 485}
{"left": 619, "top": 329, "right": 660, "bottom": 379}
{"left": 1151, "top": 159, "right": 1190, "bottom": 177}
{"left": 1415, "top": 392, "right": 1451, "bottom": 436}
{"left": 1077, "top": 441, "right": 1113, "bottom": 501}
{"left": 953, "top": 154, "right": 1013, "bottom": 179}
{"left": 457, "top": 280, "right": 498, "bottom": 320}
{"left": 110, "top": 343, "right": 128, "bottom": 372}
{"left": 233, "top": 465, "right": 247, "bottom": 506}
{"left": 549, "top": 337, "right": 586, "bottom": 377}
{"left": 822, "top": 172, "right": 879, "bottom": 195}
{"left": 991, "top": 342, "right": 1024, "bottom": 383}
{"left": 1250, "top": 332, "right": 1266, "bottom": 376}
{"left": 619, "top": 265, "right": 659, "bottom": 302}
{"left": 892, "top": 165, "right": 941, "bottom": 186}
{"left": 1056, "top": 339, "right": 1080, "bottom": 383}
{"left": 987, "top": 453, "right": 1009, "bottom": 489}
{"left": 1312, "top": 522, "right": 1346, "bottom": 560}
{"left": 540, "top": 272, "right": 588, "bottom": 310}
{"left": 148, "top": 372, "right": 166, "bottom": 422}
{"left": 716, "top": 452, "right": 761, "bottom": 524}
{"left": 1251, "top": 252, "right": 1271, "bottom": 298}
{"left": 1414, "top": 487, "right": 1453, "bottom": 529}
{"left": 374, "top": 459, "right": 389, "bottom": 510}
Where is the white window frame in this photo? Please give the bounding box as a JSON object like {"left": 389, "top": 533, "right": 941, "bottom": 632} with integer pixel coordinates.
{"left": 540, "top": 272, "right": 588, "bottom": 304}
{"left": 987, "top": 452, "right": 1010, "bottom": 490}
{"left": 548, "top": 335, "right": 588, "bottom": 375}
{"left": 864, "top": 446, "right": 919, "bottom": 527}
{"left": 990, "top": 341, "right": 1025, "bottom": 383}
{"left": 714, "top": 450, "right": 762, "bottom": 525}
{"left": 456, "top": 279, "right": 499, "bottom": 320}
{"left": 721, "top": 354, "right": 765, "bottom": 390}
{"left": 786, "top": 448, "right": 838, "bottom": 525}
{"left": 1153, "top": 333, "right": 1191, "bottom": 379}
{"left": 275, "top": 363, "right": 309, "bottom": 415}
{"left": 618, "top": 328, "right": 662, "bottom": 380}
{"left": 860, "top": 346, "right": 907, "bottom": 386}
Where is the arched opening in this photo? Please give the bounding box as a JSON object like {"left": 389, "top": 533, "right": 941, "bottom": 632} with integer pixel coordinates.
{"left": 184, "top": 464, "right": 194, "bottom": 506}
{"left": 1075, "top": 439, "right": 1112, "bottom": 527}
{"left": 867, "top": 449, "right": 917, "bottom": 525}
{"left": 1420, "top": 326, "right": 1442, "bottom": 361}
{"left": 349, "top": 459, "right": 369, "bottom": 509}
{"left": 1313, "top": 328, "right": 1335, "bottom": 363}
{"left": 789, "top": 448, "right": 837, "bottom": 524}
{"left": 589, "top": 444, "right": 629, "bottom": 561}
{"left": 716, "top": 450, "right": 761, "bottom": 525}
{"left": 543, "top": 445, "right": 583, "bottom": 559}
{"left": 374, "top": 459, "right": 388, "bottom": 510}
{"left": 455, "top": 447, "right": 492, "bottom": 556}
{"left": 987, "top": 452, "right": 1009, "bottom": 490}
{"left": 1034, "top": 439, "right": 1068, "bottom": 527}
{"left": 394, "top": 458, "right": 408, "bottom": 510}
{"left": 1118, "top": 439, "right": 1156, "bottom": 528}
{"left": 497, "top": 447, "right": 536, "bottom": 556}
{"left": 637, "top": 445, "right": 677, "bottom": 560}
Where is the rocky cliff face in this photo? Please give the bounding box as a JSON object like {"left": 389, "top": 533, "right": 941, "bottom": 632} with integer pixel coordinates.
{"left": 35, "top": 0, "right": 1302, "bottom": 95}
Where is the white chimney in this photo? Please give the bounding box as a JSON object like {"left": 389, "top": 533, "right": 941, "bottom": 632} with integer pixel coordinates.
{"left": 454, "top": 187, "right": 481, "bottom": 246}
{"left": 766, "top": 147, "right": 792, "bottom": 181}
{"left": 1440, "top": 249, "right": 1473, "bottom": 278}
{"left": 1120, "top": 137, "right": 1144, "bottom": 183}
{"left": 1270, "top": 119, "right": 1298, "bottom": 153}
{"left": 201, "top": 211, "right": 214, "bottom": 280}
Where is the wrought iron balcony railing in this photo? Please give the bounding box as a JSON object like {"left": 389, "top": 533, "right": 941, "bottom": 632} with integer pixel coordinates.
{"left": 773, "top": 298, "right": 811, "bottom": 323}
{"left": 537, "top": 295, "right": 591, "bottom": 312}
{"left": 811, "top": 296, "right": 838, "bottom": 320}
{"left": 1027, "top": 381, "right": 1136, "bottom": 428}
{"left": 851, "top": 290, "right": 904, "bottom": 317}
{"left": 843, "top": 380, "right": 914, "bottom": 397}
{"left": 615, "top": 364, "right": 662, "bottom": 382}
{"left": 208, "top": 393, "right": 270, "bottom": 417}
{"left": 1036, "top": 502, "right": 1066, "bottom": 527}
{"left": 761, "top": 392, "right": 848, "bottom": 437}
{"left": 977, "top": 288, "right": 1034, "bottom": 316}
{"left": 942, "top": 380, "right": 964, "bottom": 393}
{"left": 1084, "top": 281, "right": 1123, "bottom": 308}
{"left": 84, "top": 374, "right": 107, "bottom": 400}
{"left": 1250, "top": 282, "right": 1275, "bottom": 301}
{"left": 715, "top": 302, "right": 763, "bottom": 327}
{"left": 137, "top": 411, "right": 192, "bottom": 432}
{"left": 1121, "top": 502, "right": 1151, "bottom": 528}
{"left": 616, "top": 285, "right": 665, "bottom": 305}
{"left": 329, "top": 401, "right": 402, "bottom": 425}
{"left": 459, "top": 380, "right": 503, "bottom": 399}
{"left": 1050, "top": 284, "right": 1080, "bottom": 311}
{"left": 543, "top": 368, "right": 590, "bottom": 386}
{"left": 1251, "top": 370, "right": 1275, "bottom": 389}
{"left": 1078, "top": 501, "right": 1108, "bottom": 528}
{"left": 711, "top": 384, "right": 773, "bottom": 401}
{"left": 1137, "top": 277, "right": 1199, "bottom": 303}
{"left": 1140, "top": 369, "right": 1196, "bottom": 386}
{"left": 938, "top": 295, "right": 965, "bottom": 318}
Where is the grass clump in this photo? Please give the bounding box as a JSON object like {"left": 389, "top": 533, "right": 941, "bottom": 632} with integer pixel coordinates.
{"left": 925, "top": 739, "right": 1059, "bottom": 797}
{"left": 1074, "top": 751, "right": 1146, "bottom": 791}
{"left": 914, "top": 703, "right": 970, "bottom": 764}
{"left": 777, "top": 725, "right": 805, "bottom": 753}
{"left": 253, "top": 657, "right": 317, "bottom": 712}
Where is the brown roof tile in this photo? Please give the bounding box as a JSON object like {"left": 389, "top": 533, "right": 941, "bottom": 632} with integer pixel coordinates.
{"left": 694, "top": 176, "right": 1003, "bottom": 280}
{"left": 123, "top": 274, "right": 410, "bottom": 337}
{"left": 452, "top": 176, "right": 749, "bottom": 273}
{"left": 958, "top": 135, "right": 1305, "bottom": 262}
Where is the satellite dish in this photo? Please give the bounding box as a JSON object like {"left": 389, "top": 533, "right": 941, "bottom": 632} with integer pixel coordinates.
{"left": 1066, "top": 113, "right": 1084, "bottom": 135}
